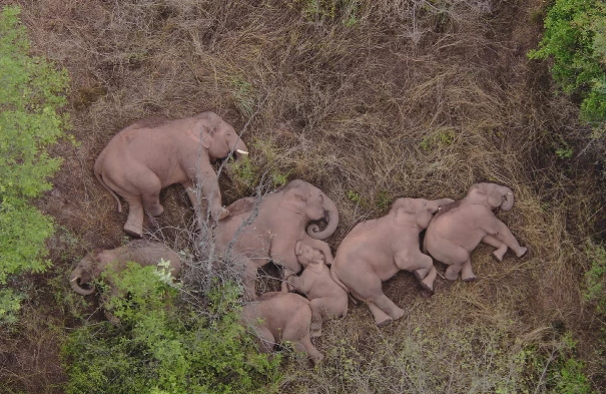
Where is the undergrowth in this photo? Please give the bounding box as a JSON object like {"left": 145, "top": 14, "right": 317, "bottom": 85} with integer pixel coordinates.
{"left": 62, "top": 264, "right": 281, "bottom": 394}
{"left": 0, "top": 5, "right": 70, "bottom": 324}
{"left": 529, "top": 0, "right": 606, "bottom": 125}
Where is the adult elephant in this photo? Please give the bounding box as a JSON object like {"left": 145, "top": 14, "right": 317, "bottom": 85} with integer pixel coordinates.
{"left": 331, "top": 197, "right": 453, "bottom": 326}
{"left": 419, "top": 182, "right": 528, "bottom": 290}
{"left": 214, "top": 179, "right": 339, "bottom": 299}
{"left": 94, "top": 111, "right": 249, "bottom": 237}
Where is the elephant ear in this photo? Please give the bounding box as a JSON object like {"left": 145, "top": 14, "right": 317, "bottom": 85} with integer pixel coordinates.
{"left": 392, "top": 198, "right": 416, "bottom": 225}
{"left": 191, "top": 119, "right": 213, "bottom": 149}
{"left": 279, "top": 188, "right": 307, "bottom": 215}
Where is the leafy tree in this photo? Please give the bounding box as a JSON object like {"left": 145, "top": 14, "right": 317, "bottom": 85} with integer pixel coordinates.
{"left": 529, "top": 0, "right": 606, "bottom": 124}
{"left": 0, "top": 5, "right": 70, "bottom": 323}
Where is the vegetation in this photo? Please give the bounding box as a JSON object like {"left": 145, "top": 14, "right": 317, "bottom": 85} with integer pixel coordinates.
{"left": 529, "top": 0, "right": 606, "bottom": 124}
{"left": 0, "top": 5, "right": 69, "bottom": 324}
{"left": 63, "top": 265, "right": 281, "bottom": 394}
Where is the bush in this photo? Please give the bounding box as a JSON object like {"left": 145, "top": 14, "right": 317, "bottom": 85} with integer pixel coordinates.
{"left": 0, "top": 5, "right": 70, "bottom": 323}
{"left": 62, "top": 264, "right": 281, "bottom": 394}
{"left": 529, "top": 0, "right": 606, "bottom": 123}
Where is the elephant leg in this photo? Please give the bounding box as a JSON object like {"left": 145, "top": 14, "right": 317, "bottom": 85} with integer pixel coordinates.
{"left": 418, "top": 265, "right": 438, "bottom": 291}
{"left": 482, "top": 235, "right": 508, "bottom": 262}
{"left": 309, "top": 298, "right": 328, "bottom": 337}
{"left": 366, "top": 301, "right": 393, "bottom": 327}
{"left": 243, "top": 262, "right": 259, "bottom": 301}
{"left": 492, "top": 220, "right": 527, "bottom": 258}
{"left": 281, "top": 268, "right": 296, "bottom": 293}
{"left": 192, "top": 168, "right": 228, "bottom": 222}
{"left": 444, "top": 264, "right": 463, "bottom": 281}
{"left": 461, "top": 259, "right": 476, "bottom": 281}
{"left": 370, "top": 293, "right": 405, "bottom": 324}
{"left": 123, "top": 196, "right": 145, "bottom": 237}
{"left": 295, "top": 335, "right": 324, "bottom": 366}
{"left": 254, "top": 326, "right": 277, "bottom": 353}
{"left": 395, "top": 250, "right": 433, "bottom": 272}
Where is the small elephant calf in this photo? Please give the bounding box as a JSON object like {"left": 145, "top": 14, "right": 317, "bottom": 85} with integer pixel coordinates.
{"left": 284, "top": 241, "right": 348, "bottom": 337}
{"left": 69, "top": 240, "right": 182, "bottom": 323}
{"left": 241, "top": 292, "right": 324, "bottom": 365}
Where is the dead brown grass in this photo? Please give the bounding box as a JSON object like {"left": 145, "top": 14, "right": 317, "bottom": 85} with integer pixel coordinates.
{"left": 2, "top": 0, "right": 605, "bottom": 391}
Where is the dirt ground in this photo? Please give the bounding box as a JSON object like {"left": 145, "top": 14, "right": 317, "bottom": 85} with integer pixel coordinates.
{"left": 2, "top": 0, "right": 606, "bottom": 392}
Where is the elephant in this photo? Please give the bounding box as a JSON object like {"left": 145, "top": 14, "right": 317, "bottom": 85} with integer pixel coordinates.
{"left": 284, "top": 240, "right": 348, "bottom": 337}
{"left": 69, "top": 240, "right": 181, "bottom": 323}
{"left": 241, "top": 292, "right": 324, "bottom": 365}
{"left": 214, "top": 179, "right": 339, "bottom": 300}
{"left": 419, "top": 182, "right": 528, "bottom": 289}
{"left": 94, "top": 111, "right": 249, "bottom": 237}
{"left": 331, "top": 197, "right": 454, "bottom": 326}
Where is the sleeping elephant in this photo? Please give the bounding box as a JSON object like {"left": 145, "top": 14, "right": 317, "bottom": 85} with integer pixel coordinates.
{"left": 331, "top": 197, "right": 454, "bottom": 326}
{"left": 419, "top": 182, "right": 528, "bottom": 289}
{"left": 214, "top": 179, "right": 339, "bottom": 299}
{"left": 69, "top": 240, "right": 182, "bottom": 323}
{"left": 284, "top": 241, "right": 349, "bottom": 337}
{"left": 94, "top": 111, "right": 249, "bottom": 237}
{"left": 241, "top": 292, "right": 324, "bottom": 365}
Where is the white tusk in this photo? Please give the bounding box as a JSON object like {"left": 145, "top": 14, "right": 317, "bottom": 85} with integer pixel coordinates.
{"left": 70, "top": 277, "right": 78, "bottom": 282}
{"left": 236, "top": 149, "right": 249, "bottom": 155}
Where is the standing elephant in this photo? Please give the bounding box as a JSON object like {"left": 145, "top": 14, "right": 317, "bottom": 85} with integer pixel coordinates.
{"left": 94, "top": 111, "right": 249, "bottom": 237}
{"left": 214, "top": 179, "right": 339, "bottom": 299}
{"left": 331, "top": 197, "right": 454, "bottom": 326}
{"left": 284, "top": 241, "right": 348, "bottom": 337}
{"left": 69, "top": 240, "right": 181, "bottom": 323}
{"left": 241, "top": 292, "right": 324, "bottom": 365}
{"left": 419, "top": 182, "right": 528, "bottom": 289}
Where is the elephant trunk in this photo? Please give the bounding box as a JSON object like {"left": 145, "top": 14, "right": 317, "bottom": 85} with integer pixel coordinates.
{"left": 307, "top": 193, "right": 339, "bottom": 240}
{"left": 500, "top": 186, "right": 515, "bottom": 211}
{"left": 69, "top": 269, "right": 95, "bottom": 296}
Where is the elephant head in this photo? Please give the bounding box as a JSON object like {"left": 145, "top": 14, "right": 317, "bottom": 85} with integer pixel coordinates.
{"left": 69, "top": 250, "right": 102, "bottom": 296}
{"left": 295, "top": 241, "right": 325, "bottom": 273}
{"left": 466, "top": 182, "right": 514, "bottom": 211}
{"left": 392, "top": 197, "right": 455, "bottom": 229}
{"left": 197, "top": 111, "right": 249, "bottom": 162}
{"left": 280, "top": 180, "right": 339, "bottom": 239}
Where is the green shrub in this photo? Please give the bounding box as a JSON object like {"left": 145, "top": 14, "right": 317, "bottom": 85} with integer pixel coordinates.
{"left": 529, "top": 0, "right": 606, "bottom": 123}
{"left": 0, "top": 5, "right": 70, "bottom": 323}
{"left": 63, "top": 264, "right": 281, "bottom": 394}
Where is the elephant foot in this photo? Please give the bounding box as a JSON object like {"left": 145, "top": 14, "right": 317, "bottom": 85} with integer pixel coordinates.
{"left": 147, "top": 204, "right": 164, "bottom": 217}
{"left": 311, "top": 352, "right": 325, "bottom": 366}
{"left": 516, "top": 247, "right": 528, "bottom": 258}
{"left": 310, "top": 328, "right": 322, "bottom": 338}
{"left": 376, "top": 316, "right": 393, "bottom": 327}
{"left": 491, "top": 250, "right": 504, "bottom": 262}
{"left": 462, "top": 274, "right": 476, "bottom": 282}
{"left": 123, "top": 222, "right": 143, "bottom": 238}
{"left": 419, "top": 277, "right": 434, "bottom": 292}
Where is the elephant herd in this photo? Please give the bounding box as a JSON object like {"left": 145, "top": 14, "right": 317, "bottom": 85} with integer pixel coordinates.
{"left": 69, "top": 111, "right": 528, "bottom": 365}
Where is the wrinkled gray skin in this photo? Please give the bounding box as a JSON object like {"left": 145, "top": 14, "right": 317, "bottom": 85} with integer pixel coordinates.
{"left": 331, "top": 197, "right": 454, "bottom": 326}
{"left": 241, "top": 292, "right": 324, "bottom": 365}
{"left": 69, "top": 240, "right": 181, "bottom": 324}
{"left": 214, "top": 179, "right": 339, "bottom": 300}
{"left": 94, "top": 111, "right": 249, "bottom": 237}
{"left": 419, "top": 183, "right": 528, "bottom": 289}
{"left": 284, "top": 241, "right": 348, "bottom": 337}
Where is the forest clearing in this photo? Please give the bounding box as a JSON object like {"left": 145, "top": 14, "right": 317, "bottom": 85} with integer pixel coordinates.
{"left": 1, "top": 0, "right": 606, "bottom": 393}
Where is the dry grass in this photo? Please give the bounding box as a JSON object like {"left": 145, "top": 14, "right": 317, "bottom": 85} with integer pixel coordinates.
{"left": 2, "top": 0, "right": 605, "bottom": 391}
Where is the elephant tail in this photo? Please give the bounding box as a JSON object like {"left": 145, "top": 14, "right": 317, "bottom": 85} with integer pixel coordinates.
{"left": 94, "top": 161, "right": 122, "bottom": 213}
{"left": 330, "top": 266, "right": 358, "bottom": 305}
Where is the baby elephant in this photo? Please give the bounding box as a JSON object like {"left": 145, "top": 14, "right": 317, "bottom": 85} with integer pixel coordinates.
{"left": 69, "top": 240, "right": 182, "bottom": 323}
{"left": 420, "top": 182, "right": 527, "bottom": 290}
{"left": 241, "top": 292, "right": 324, "bottom": 366}
{"left": 284, "top": 241, "right": 348, "bottom": 337}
